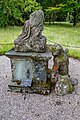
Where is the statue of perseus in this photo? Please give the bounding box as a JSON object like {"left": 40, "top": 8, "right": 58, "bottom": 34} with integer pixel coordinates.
{"left": 14, "top": 10, "right": 46, "bottom": 52}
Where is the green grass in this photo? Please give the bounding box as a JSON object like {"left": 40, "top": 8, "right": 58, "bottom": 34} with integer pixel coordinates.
{"left": 43, "top": 22, "right": 80, "bottom": 60}
{"left": 0, "top": 22, "right": 80, "bottom": 60}
{"left": 0, "top": 26, "right": 21, "bottom": 54}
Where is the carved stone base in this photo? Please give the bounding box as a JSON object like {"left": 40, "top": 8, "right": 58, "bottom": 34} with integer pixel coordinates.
{"left": 6, "top": 49, "right": 52, "bottom": 95}
{"left": 8, "top": 85, "right": 50, "bottom": 95}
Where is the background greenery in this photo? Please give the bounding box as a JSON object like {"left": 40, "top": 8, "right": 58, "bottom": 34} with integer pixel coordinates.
{"left": 0, "top": 0, "right": 80, "bottom": 27}
{"left": 0, "top": 0, "right": 42, "bottom": 27}
{"left": 0, "top": 22, "right": 80, "bottom": 60}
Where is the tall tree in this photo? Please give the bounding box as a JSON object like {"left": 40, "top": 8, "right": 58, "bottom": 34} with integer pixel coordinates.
{"left": 65, "top": 0, "right": 80, "bottom": 26}
{"left": 39, "top": 0, "right": 66, "bottom": 23}
{"left": 46, "top": 0, "right": 80, "bottom": 26}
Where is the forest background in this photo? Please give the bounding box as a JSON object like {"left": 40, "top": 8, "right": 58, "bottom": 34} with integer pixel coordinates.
{"left": 0, "top": 0, "right": 80, "bottom": 27}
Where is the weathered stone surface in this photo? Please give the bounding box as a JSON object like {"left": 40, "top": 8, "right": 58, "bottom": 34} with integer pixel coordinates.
{"left": 14, "top": 10, "right": 46, "bottom": 52}
{"left": 46, "top": 43, "right": 76, "bottom": 96}
{"left": 5, "top": 49, "right": 52, "bottom": 60}
{"left": 47, "top": 43, "right": 69, "bottom": 87}
{"left": 54, "top": 53, "right": 69, "bottom": 75}
{"left": 6, "top": 50, "right": 52, "bottom": 95}
{"left": 55, "top": 75, "right": 74, "bottom": 96}
{"left": 11, "top": 58, "right": 48, "bottom": 85}
{"left": 47, "top": 43, "right": 64, "bottom": 56}
{"left": 34, "top": 63, "right": 47, "bottom": 82}
{"left": 70, "top": 78, "right": 78, "bottom": 86}
{"left": 11, "top": 59, "right": 33, "bottom": 87}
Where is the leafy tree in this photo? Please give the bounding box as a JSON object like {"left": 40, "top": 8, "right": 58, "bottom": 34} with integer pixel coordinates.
{"left": 37, "top": 0, "right": 66, "bottom": 23}
{"left": 23, "top": 0, "right": 42, "bottom": 20}
{"left": 46, "top": 0, "right": 80, "bottom": 26}
{"left": 0, "top": 0, "right": 22, "bottom": 26}
{"left": 65, "top": 0, "right": 80, "bottom": 26}
{"left": 0, "top": 0, "right": 42, "bottom": 27}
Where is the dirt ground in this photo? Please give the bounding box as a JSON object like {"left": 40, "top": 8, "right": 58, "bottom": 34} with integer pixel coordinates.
{"left": 0, "top": 56, "right": 80, "bottom": 120}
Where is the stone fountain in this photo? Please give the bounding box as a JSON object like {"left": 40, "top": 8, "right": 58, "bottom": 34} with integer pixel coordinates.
{"left": 5, "top": 10, "right": 77, "bottom": 95}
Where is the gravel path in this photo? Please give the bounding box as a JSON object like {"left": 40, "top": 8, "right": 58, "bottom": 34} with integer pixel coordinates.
{"left": 0, "top": 56, "right": 80, "bottom": 120}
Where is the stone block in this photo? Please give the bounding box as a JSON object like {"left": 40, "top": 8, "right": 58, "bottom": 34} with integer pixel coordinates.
{"left": 6, "top": 49, "right": 52, "bottom": 95}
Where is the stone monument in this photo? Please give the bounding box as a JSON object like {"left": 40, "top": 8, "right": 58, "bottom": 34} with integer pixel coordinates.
{"left": 14, "top": 10, "right": 46, "bottom": 53}
{"left": 47, "top": 43, "right": 78, "bottom": 95}
{"left": 6, "top": 10, "right": 52, "bottom": 95}
{"left": 5, "top": 10, "right": 77, "bottom": 95}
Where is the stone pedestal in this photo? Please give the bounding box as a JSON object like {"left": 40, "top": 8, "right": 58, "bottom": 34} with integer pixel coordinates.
{"left": 6, "top": 49, "right": 52, "bottom": 95}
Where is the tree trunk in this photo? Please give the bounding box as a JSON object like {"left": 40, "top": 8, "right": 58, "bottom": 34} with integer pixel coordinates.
{"left": 73, "top": 8, "right": 77, "bottom": 26}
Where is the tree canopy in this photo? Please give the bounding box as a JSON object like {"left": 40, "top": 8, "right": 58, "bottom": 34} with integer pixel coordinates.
{"left": 0, "top": 0, "right": 42, "bottom": 27}
{"left": 0, "top": 0, "right": 80, "bottom": 27}
{"left": 45, "top": 0, "right": 80, "bottom": 26}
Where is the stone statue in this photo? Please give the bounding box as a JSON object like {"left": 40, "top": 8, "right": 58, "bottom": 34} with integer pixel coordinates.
{"left": 47, "top": 43, "right": 69, "bottom": 77}
{"left": 47, "top": 43, "right": 78, "bottom": 95}
{"left": 14, "top": 10, "right": 46, "bottom": 52}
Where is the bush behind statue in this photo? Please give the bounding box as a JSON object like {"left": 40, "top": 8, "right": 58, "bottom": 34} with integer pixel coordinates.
{"left": 0, "top": 0, "right": 42, "bottom": 27}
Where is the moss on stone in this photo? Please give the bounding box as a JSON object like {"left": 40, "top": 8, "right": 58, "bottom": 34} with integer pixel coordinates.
{"left": 54, "top": 54, "right": 66, "bottom": 63}
{"left": 32, "top": 81, "right": 50, "bottom": 89}
{"left": 59, "top": 79, "right": 74, "bottom": 93}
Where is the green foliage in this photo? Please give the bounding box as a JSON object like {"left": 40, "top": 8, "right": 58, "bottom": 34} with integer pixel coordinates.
{"left": 44, "top": 1, "right": 66, "bottom": 23}
{"left": 53, "top": 0, "right": 80, "bottom": 26}
{"left": 0, "top": 0, "right": 42, "bottom": 27}
{"left": 24, "top": 0, "right": 42, "bottom": 19}
{"left": 0, "top": 0, "right": 22, "bottom": 26}
{"left": 40, "top": 0, "right": 80, "bottom": 25}
{"left": 0, "top": 0, "right": 80, "bottom": 26}
{"left": 45, "top": 7, "right": 58, "bottom": 23}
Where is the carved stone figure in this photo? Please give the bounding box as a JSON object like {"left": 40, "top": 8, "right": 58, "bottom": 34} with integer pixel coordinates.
{"left": 55, "top": 75, "right": 74, "bottom": 96}
{"left": 47, "top": 43, "right": 78, "bottom": 95}
{"left": 14, "top": 10, "right": 46, "bottom": 52}
{"left": 47, "top": 43, "right": 69, "bottom": 78}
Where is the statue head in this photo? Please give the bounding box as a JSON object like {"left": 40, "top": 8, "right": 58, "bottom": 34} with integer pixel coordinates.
{"left": 51, "top": 43, "right": 64, "bottom": 56}
{"left": 29, "top": 10, "right": 44, "bottom": 29}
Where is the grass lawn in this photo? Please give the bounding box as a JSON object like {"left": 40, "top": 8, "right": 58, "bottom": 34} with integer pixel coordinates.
{"left": 0, "top": 22, "right": 80, "bottom": 60}
{"left": 0, "top": 26, "right": 21, "bottom": 54}
{"left": 44, "top": 22, "right": 80, "bottom": 60}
